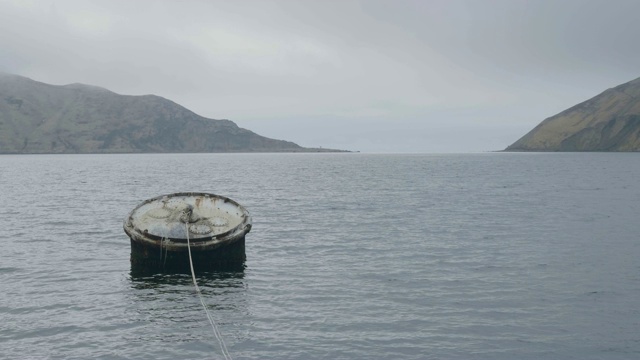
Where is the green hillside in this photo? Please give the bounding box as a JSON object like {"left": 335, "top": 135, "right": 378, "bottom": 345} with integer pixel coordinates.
{"left": 0, "top": 73, "right": 334, "bottom": 153}
{"left": 506, "top": 77, "right": 640, "bottom": 151}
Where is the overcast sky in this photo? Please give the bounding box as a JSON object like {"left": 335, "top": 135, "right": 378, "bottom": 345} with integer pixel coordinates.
{"left": 1, "top": 0, "right": 638, "bottom": 152}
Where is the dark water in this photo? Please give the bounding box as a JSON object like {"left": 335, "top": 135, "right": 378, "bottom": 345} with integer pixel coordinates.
{"left": 1, "top": 153, "right": 639, "bottom": 359}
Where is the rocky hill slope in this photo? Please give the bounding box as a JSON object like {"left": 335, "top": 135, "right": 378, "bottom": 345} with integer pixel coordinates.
{"left": 506, "top": 77, "right": 640, "bottom": 151}
{"left": 0, "top": 73, "right": 327, "bottom": 153}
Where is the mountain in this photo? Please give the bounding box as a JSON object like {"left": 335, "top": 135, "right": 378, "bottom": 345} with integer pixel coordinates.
{"left": 506, "top": 77, "right": 640, "bottom": 151}
{"left": 0, "top": 73, "right": 337, "bottom": 153}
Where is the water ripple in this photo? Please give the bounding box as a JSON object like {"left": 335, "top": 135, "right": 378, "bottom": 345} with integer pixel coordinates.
{"left": 1, "top": 153, "right": 639, "bottom": 359}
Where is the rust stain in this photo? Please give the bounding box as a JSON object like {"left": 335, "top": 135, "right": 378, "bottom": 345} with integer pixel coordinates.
{"left": 195, "top": 197, "right": 202, "bottom": 208}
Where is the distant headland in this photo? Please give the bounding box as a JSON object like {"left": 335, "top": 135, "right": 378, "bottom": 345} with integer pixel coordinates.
{"left": 506, "top": 77, "right": 640, "bottom": 152}
{"left": 0, "top": 72, "right": 348, "bottom": 154}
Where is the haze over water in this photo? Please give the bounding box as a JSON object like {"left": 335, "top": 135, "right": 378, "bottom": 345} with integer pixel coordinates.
{"left": 1, "top": 153, "right": 639, "bottom": 359}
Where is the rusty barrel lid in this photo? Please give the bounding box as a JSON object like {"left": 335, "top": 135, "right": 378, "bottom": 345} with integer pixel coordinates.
{"left": 124, "top": 192, "right": 251, "bottom": 249}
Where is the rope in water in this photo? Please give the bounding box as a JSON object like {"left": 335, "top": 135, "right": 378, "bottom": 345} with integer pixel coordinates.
{"left": 185, "top": 221, "right": 233, "bottom": 360}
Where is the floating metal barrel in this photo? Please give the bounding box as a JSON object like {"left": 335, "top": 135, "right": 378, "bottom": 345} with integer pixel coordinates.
{"left": 124, "top": 192, "right": 252, "bottom": 273}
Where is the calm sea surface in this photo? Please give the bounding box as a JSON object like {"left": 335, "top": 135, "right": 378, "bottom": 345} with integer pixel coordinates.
{"left": 1, "top": 153, "right": 639, "bottom": 359}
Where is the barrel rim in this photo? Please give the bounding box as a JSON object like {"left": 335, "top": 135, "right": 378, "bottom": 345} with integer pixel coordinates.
{"left": 123, "top": 192, "right": 251, "bottom": 247}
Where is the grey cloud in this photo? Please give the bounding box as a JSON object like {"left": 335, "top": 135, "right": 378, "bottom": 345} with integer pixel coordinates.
{"left": 1, "top": 0, "right": 639, "bottom": 152}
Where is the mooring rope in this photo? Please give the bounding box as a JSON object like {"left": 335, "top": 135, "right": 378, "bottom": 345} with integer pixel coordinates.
{"left": 185, "top": 221, "right": 233, "bottom": 360}
{"left": 163, "top": 238, "right": 169, "bottom": 269}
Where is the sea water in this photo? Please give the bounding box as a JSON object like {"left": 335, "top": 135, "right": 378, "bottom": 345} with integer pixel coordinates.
{"left": 0, "top": 153, "right": 639, "bottom": 359}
